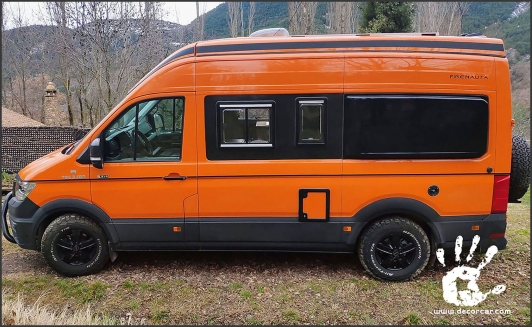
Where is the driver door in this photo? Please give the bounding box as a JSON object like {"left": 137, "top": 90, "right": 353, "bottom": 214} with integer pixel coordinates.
{"left": 89, "top": 95, "right": 197, "bottom": 249}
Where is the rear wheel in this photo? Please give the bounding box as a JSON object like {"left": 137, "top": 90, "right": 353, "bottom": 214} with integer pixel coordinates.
{"left": 41, "top": 214, "right": 109, "bottom": 276}
{"left": 358, "top": 217, "right": 430, "bottom": 281}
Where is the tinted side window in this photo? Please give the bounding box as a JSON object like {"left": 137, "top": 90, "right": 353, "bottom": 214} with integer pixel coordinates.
{"left": 343, "top": 95, "right": 489, "bottom": 159}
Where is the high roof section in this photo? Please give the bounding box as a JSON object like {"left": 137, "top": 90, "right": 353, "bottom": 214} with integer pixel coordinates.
{"left": 195, "top": 30, "right": 506, "bottom": 59}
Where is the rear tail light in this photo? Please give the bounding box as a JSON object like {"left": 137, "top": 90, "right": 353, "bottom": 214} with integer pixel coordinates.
{"left": 491, "top": 175, "right": 510, "bottom": 213}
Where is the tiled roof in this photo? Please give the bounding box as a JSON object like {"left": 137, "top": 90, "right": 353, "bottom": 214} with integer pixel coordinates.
{"left": 1, "top": 108, "right": 45, "bottom": 127}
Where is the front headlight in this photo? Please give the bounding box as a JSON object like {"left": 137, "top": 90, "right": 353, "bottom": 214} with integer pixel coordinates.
{"left": 15, "top": 180, "right": 36, "bottom": 201}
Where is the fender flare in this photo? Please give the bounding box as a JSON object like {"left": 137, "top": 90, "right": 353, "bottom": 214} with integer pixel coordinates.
{"left": 346, "top": 197, "right": 444, "bottom": 245}
{"left": 32, "top": 198, "right": 120, "bottom": 244}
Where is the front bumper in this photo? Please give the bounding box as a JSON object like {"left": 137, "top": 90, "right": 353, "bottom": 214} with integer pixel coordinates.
{"left": 2, "top": 192, "right": 16, "bottom": 243}
{"left": 2, "top": 191, "right": 41, "bottom": 250}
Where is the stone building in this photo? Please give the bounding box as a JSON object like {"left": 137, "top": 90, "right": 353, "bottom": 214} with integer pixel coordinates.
{"left": 43, "top": 81, "right": 70, "bottom": 126}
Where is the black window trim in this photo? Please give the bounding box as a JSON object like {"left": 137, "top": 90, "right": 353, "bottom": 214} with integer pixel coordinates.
{"left": 218, "top": 101, "right": 275, "bottom": 148}
{"left": 346, "top": 94, "right": 488, "bottom": 104}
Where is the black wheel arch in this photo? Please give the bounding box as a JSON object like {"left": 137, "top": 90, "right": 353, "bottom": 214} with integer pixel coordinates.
{"left": 347, "top": 197, "right": 443, "bottom": 247}
{"left": 32, "top": 199, "right": 119, "bottom": 250}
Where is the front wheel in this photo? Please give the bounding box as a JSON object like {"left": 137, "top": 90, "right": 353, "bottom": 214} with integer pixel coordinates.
{"left": 357, "top": 217, "right": 430, "bottom": 281}
{"left": 41, "top": 214, "right": 109, "bottom": 276}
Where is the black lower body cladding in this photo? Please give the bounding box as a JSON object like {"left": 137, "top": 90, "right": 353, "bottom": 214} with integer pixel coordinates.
{"left": 3, "top": 195, "right": 507, "bottom": 278}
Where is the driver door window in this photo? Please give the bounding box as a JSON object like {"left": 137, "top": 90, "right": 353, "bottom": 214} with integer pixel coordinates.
{"left": 104, "top": 98, "right": 184, "bottom": 162}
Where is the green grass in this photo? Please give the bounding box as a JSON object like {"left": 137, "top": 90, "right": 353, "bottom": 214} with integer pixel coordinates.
{"left": 433, "top": 318, "right": 452, "bottom": 325}
{"left": 139, "top": 282, "right": 149, "bottom": 290}
{"left": 54, "top": 280, "right": 108, "bottom": 304}
{"left": 150, "top": 309, "right": 170, "bottom": 324}
{"left": 282, "top": 310, "right": 299, "bottom": 323}
{"left": 405, "top": 312, "right": 422, "bottom": 325}
{"left": 122, "top": 281, "right": 135, "bottom": 289}
{"left": 129, "top": 300, "right": 139, "bottom": 310}
{"left": 245, "top": 316, "right": 263, "bottom": 325}
{"left": 240, "top": 289, "right": 251, "bottom": 299}
{"left": 227, "top": 282, "right": 242, "bottom": 291}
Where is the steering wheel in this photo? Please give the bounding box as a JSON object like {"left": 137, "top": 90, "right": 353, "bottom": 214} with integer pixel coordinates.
{"left": 135, "top": 131, "right": 153, "bottom": 155}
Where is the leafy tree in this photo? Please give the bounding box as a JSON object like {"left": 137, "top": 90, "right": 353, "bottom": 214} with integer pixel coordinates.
{"left": 359, "top": 2, "right": 414, "bottom": 33}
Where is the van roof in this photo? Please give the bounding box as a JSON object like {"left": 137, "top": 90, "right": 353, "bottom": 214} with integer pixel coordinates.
{"left": 194, "top": 33, "right": 505, "bottom": 59}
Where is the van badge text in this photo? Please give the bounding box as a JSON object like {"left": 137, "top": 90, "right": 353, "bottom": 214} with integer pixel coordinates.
{"left": 61, "top": 175, "right": 86, "bottom": 179}
{"left": 449, "top": 74, "right": 488, "bottom": 80}
{"left": 97, "top": 175, "right": 109, "bottom": 179}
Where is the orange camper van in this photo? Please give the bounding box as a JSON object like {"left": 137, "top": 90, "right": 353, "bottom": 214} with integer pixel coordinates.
{"left": 3, "top": 28, "right": 530, "bottom": 281}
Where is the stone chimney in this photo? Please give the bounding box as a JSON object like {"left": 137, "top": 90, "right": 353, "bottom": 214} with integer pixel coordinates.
{"left": 43, "top": 82, "right": 59, "bottom": 126}
{"left": 43, "top": 82, "right": 69, "bottom": 126}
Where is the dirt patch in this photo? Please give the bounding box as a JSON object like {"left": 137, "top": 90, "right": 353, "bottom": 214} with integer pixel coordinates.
{"left": 1, "top": 197, "right": 530, "bottom": 325}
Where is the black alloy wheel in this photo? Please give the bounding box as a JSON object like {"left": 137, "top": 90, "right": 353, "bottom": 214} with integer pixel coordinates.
{"left": 374, "top": 232, "right": 417, "bottom": 270}
{"left": 55, "top": 229, "right": 97, "bottom": 265}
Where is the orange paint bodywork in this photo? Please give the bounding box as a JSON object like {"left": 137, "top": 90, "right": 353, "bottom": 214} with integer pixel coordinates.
{"left": 17, "top": 34, "right": 512, "bottom": 226}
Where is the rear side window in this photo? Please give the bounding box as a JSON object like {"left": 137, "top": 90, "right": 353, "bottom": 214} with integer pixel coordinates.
{"left": 343, "top": 95, "right": 489, "bottom": 159}
{"left": 297, "top": 99, "right": 326, "bottom": 144}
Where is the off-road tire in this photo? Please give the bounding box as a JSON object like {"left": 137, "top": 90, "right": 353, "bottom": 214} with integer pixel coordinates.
{"left": 358, "top": 217, "right": 430, "bottom": 281}
{"left": 509, "top": 134, "right": 530, "bottom": 201}
{"left": 41, "top": 214, "right": 109, "bottom": 277}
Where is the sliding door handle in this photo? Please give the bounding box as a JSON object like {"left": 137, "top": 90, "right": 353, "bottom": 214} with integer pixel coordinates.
{"left": 163, "top": 174, "right": 187, "bottom": 180}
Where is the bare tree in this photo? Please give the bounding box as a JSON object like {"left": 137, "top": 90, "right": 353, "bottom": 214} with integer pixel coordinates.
{"left": 415, "top": 2, "right": 470, "bottom": 36}
{"left": 58, "top": 2, "right": 166, "bottom": 125}
{"left": 327, "top": 2, "right": 359, "bottom": 34}
{"left": 3, "top": 3, "right": 33, "bottom": 117}
{"left": 173, "top": 6, "right": 186, "bottom": 48}
{"left": 248, "top": 2, "right": 256, "bottom": 35}
{"left": 227, "top": 2, "right": 241, "bottom": 38}
{"left": 288, "top": 2, "right": 317, "bottom": 35}
{"left": 194, "top": 1, "right": 205, "bottom": 41}
{"left": 136, "top": 2, "right": 167, "bottom": 76}
{"left": 44, "top": 2, "right": 75, "bottom": 125}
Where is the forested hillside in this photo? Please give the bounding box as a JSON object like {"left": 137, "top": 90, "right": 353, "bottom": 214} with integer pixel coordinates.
{"left": 1, "top": 2, "right": 529, "bottom": 130}
{"left": 198, "top": 2, "right": 530, "bottom": 56}
{"left": 463, "top": 2, "right": 530, "bottom": 56}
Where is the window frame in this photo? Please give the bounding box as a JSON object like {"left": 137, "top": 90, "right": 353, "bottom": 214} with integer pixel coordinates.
{"left": 296, "top": 98, "right": 327, "bottom": 145}
{"left": 343, "top": 94, "right": 489, "bottom": 160}
{"left": 218, "top": 102, "right": 275, "bottom": 148}
{"left": 102, "top": 97, "right": 185, "bottom": 162}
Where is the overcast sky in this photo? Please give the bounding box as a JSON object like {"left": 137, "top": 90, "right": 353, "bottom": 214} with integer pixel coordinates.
{"left": 3, "top": 2, "right": 224, "bottom": 29}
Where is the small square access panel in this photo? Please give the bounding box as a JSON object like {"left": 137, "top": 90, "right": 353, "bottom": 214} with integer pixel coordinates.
{"left": 298, "top": 189, "right": 330, "bottom": 222}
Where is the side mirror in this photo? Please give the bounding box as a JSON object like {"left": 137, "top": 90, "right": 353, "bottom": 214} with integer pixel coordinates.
{"left": 90, "top": 138, "right": 103, "bottom": 169}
